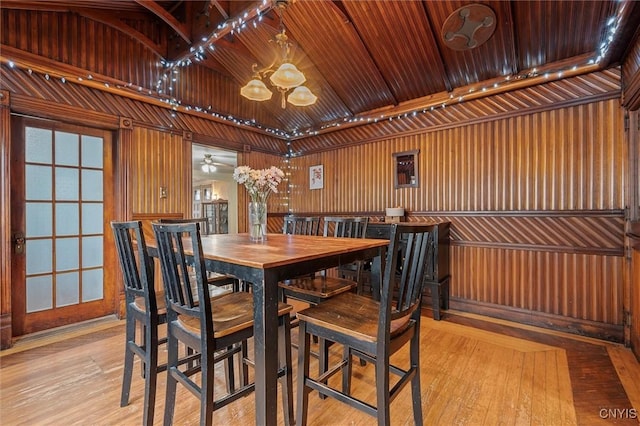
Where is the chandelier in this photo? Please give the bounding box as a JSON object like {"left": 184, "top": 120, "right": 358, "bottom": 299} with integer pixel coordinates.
{"left": 240, "top": 0, "right": 317, "bottom": 108}
{"left": 200, "top": 154, "right": 217, "bottom": 173}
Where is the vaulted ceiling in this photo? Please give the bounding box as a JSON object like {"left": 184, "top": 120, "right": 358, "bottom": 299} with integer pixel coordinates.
{"left": 2, "top": 0, "right": 640, "bottom": 140}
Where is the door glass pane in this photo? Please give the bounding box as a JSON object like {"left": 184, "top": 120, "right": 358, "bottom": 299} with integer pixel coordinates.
{"left": 82, "top": 203, "right": 103, "bottom": 235}
{"left": 25, "top": 127, "right": 52, "bottom": 164}
{"left": 26, "top": 276, "right": 53, "bottom": 312}
{"left": 56, "top": 272, "right": 79, "bottom": 307}
{"left": 56, "top": 238, "right": 79, "bottom": 271}
{"left": 55, "top": 132, "right": 79, "bottom": 166}
{"left": 81, "top": 135, "right": 103, "bottom": 168}
{"left": 55, "top": 168, "right": 79, "bottom": 201}
{"left": 26, "top": 203, "right": 52, "bottom": 238}
{"left": 26, "top": 239, "right": 52, "bottom": 275}
{"left": 82, "top": 236, "right": 103, "bottom": 268}
{"left": 55, "top": 204, "right": 79, "bottom": 236}
{"left": 81, "top": 170, "right": 103, "bottom": 201}
{"left": 25, "top": 165, "right": 52, "bottom": 200}
{"left": 82, "top": 269, "right": 103, "bottom": 302}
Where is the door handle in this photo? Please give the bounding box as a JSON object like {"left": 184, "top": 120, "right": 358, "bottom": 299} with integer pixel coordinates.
{"left": 14, "top": 232, "right": 25, "bottom": 254}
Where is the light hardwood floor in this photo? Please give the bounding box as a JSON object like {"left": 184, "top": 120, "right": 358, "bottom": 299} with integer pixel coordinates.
{"left": 1, "top": 311, "right": 639, "bottom": 425}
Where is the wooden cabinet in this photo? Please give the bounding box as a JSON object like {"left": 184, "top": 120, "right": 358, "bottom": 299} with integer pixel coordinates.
{"left": 201, "top": 200, "right": 228, "bottom": 234}
{"left": 193, "top": 185, "right": 215, "bottom": 218}
{"left": 366, "top": 221, "right": 451, "bottom": 319}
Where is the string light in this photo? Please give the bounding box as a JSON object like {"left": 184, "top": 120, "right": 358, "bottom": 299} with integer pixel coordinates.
{"left": 0, "top": 2, "right": 623, "bottom": 141}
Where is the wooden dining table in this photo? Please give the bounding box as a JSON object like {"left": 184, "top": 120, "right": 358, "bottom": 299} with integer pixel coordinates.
{"left": 149, "top": 232, "right": 388, "bottom": 426}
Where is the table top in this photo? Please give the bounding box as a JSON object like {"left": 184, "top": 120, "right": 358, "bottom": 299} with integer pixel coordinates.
{"left": 185, "top": 233, "right": 388, "bottom": 269}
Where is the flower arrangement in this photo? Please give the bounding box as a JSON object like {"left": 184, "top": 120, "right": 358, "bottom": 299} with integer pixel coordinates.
{"left": 233, "top": 165, "right": 285, "bottom": 203}
{"left": 233, "top": 165, "right": 285, "bottom": 241}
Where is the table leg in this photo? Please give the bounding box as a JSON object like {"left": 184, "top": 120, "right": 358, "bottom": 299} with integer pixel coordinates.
{"left": 252, "top": 270, "right": 280, "bottom": 426}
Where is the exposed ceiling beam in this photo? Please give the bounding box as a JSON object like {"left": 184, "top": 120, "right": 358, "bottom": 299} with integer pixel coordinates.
{"left": 210, "top": 1, "right": 230, "bottom": 20}
{"left": 135, "top": 0, "right": 192, "bottom": 45}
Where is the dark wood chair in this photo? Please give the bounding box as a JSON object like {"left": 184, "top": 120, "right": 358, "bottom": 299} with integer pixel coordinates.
{"left": 279, "top": 216, "right": 369, "bottom": 304}
{"left": 159, "top": 217, "right": 209, "bottom": 234}
{"left": 296, "top": 223, "right": 437, "bottom": 426}
{"left": 152, "top": 222, "right": 295, "bottom": 426}
{"left": 323, "top": 216, "right": 369, "bottom": 292}
{"left": 111, "top": 220, "right": 166, "bottom": 426}
{"left": 158, "top": 217, "right": 240, "bottom": 291}
{"left": 282, "top": 215, "right": 321, "bottom": 236}
{"left": 279, "top": 216, "right": 369, "bottom": 389}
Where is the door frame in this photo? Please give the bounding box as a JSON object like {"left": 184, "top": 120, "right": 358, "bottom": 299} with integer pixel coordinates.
{"left": 1, "top": 90, "right": 12, "bottom": 349}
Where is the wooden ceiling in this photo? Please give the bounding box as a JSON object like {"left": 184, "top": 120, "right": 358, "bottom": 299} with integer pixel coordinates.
{"left": 2, "top": 0, "right": 640, "bottom": 139}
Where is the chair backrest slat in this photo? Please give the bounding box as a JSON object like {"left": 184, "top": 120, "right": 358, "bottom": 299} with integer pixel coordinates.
{"left": 111, "top": 221, "right": 155, "bottom": 312}
{"left": 323, "top": 216, "right": 368, "bottom": 238}
{"left": 283, "top": 216, "right": 321, "bottom": 236}
{"left": 159, "top": 217, "right": 210, "bottom": 235}
{"left": 381, "top": 224, "right": 436, "bottom": 333}
{"left": 153, "top": 222, "right": 211, "bottom": 323}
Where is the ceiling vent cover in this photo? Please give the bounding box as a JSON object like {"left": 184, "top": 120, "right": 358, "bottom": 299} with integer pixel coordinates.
{"left": 442, "top": 4, "right": 496, "bottom": 51}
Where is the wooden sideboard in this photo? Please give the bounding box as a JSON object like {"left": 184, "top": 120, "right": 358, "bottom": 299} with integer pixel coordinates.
{"left": 366, "top": 221, "right": 451, "bottom": 320}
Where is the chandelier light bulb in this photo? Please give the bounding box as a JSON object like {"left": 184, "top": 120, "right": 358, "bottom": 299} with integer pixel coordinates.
{"left": 241, "top": 78, "right": 273, "bottom": 101}
{"left": 287, "top": 86, "right": 317, "bottom": 106}
{"left": 270, "top": 63, "right": 306, "bottom": 89}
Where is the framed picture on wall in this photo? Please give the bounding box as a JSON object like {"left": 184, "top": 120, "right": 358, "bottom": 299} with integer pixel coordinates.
{"left": 309, "top": 165, "right": 324, "bottom": 190}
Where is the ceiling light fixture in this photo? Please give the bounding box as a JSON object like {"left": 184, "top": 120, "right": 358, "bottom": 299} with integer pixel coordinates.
{"left": 240, "top": 0, "right": 317, "bottom": 108}
{"left": 200, "top": 154, "right": 217, "bottom": 173}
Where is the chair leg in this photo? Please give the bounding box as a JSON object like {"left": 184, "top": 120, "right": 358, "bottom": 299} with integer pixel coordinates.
{"left": 375, "top": 352, "right": 391, "bottom": 426}
{"left": 430, "top": 282, "right": 442, "bottom": 320}
{"left": 224, "top": 345, "right": 236, "bottom": 393}
{"left": 341, "top": 345, "right": 353, "bottom": 395}
{"left": 200, "top": 348, "right": 215, "bottom": 426}
{"left": 296, "top": 322, "right": 312, "bottom": 426}
{"left": 142, "top": 320, "right": 159, "bottom": 426}
{"left": 318, "top": 338, "right": 329, "bottom": 399}
{"left": 240, "top": 340, "right": 249, "bottom": 386}
{"left": 410, "top": 325, "right": 423, "bottom": 425}
{"left": 442, "top": 280, "right": 450, "bottom": 310}
{"left": 120, "top": 316, "right": 136, "bottom": 407}
{"left": 279, "top": 315, "right": 294, "bottom": 426}
{"left": 140, "top": 323, "right": 147, "bottom": 378}
{"left": 163, "top": 332, "right": 179, "bottom": 426}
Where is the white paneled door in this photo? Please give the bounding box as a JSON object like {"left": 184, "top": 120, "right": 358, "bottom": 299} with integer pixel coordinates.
{"left": 11, "top": 116, "right": 115, "bottom": 335}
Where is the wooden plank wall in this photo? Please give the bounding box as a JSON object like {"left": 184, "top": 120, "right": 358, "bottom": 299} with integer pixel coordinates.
{"left": 127, "top": 127, "right": 191, "bottom": 216}
{"left": 288, "top": 99, "right": 627, "bottom": 341}
{"left": 235, "top": 152, "right": 290, "bottom": 234}
{"left": 0, "top": 10, "right": 162, "bottom": 90}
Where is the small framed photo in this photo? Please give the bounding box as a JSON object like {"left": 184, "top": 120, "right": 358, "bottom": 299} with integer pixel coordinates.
{"left": 309, "top": 165, "right": 324, "bottom": 190}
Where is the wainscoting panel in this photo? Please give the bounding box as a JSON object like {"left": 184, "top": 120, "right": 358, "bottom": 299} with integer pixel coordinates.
{"left": 450, "top": 245, "right": 624, "bottom": 324}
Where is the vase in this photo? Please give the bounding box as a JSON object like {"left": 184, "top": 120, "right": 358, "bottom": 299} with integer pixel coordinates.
{"left": 248, "top": 201, "right": 267, "bottom": 242}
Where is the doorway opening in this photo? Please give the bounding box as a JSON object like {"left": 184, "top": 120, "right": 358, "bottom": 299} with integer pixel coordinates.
{"left": 191, "top": 145, "right": 238, "bottom": 234}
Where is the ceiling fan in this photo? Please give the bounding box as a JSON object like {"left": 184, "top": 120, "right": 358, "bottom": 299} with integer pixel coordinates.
{"left": 200, "top": 154, "right": 221, "bottom": 173}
